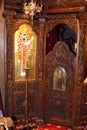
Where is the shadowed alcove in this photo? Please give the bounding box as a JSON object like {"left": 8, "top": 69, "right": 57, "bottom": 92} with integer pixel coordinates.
{"left": 46, "top": 24, "right": 77, "bottom": 56}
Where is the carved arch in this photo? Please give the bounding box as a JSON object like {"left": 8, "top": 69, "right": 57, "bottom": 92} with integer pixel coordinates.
{"left": 45, "top": 15, "right": 77, "bottom": 35}
{"left": 46, "top": 21, "right": 77, "bottom": 34}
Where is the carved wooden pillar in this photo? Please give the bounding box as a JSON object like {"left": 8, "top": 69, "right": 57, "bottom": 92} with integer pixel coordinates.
{"left": 4, "top": 12, "right": 16, "bottom": 116}
{"left": 77, "top": 15, "right": 87, "bottom": 125}
{"left": 38, "top": 19, "right": 46, "bottom": 80}
{"left": 73, "top": 19, "right": 86, "bottom": 127}
{"left": 78, "top": 27, "right": 85, "bottom": 124}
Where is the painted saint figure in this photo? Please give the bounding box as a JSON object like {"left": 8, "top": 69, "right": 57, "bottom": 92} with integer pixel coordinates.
{"left": 56, "top": 70, "right": 65, "bottom": 90}
{"left": 17, "top": 32, "right": 34, "bottom": 76}
{"left": 55, "top": 69, "right": 66, "bottom": 91}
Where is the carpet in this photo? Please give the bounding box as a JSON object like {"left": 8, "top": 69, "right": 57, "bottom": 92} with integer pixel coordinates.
{"left": 15, "top": 123, "right": 72, "bottom": 130}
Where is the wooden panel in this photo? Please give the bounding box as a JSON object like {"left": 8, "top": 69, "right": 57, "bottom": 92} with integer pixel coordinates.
{"left": 45, "top": 41, "right": 75, "bottom": 125}
{"left": 43, "top": 0, "right": 85, "bottom": 7}
{"left": 44, "top": 6, "right": 86, "bottom": 14}
{"left": 80, "top": 90, "right": 87, "bottom": 123}
{"left": 13, "top": 92, "right": 25, "bottom": 117}
{"left": 43, "top": 0, "right": 86, "bottom": 12}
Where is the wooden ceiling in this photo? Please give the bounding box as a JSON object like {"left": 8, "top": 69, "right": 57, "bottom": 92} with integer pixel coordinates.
{"left": 4, "top": 0, "right": 87, "bottom": 14}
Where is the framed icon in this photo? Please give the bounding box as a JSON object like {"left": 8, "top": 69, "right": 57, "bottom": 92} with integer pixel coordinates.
{"left": 53, "top": 67, "right": 66, "bottom": 91}
{"left": 14, "top": 24, "right": 36, "bottom": 81}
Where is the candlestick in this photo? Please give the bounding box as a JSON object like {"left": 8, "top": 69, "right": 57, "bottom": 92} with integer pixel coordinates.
{"left": 25, "top": 68, "right": 30, "bottom": 129}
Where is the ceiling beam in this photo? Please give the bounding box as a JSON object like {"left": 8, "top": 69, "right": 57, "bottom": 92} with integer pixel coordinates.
{"left": 44, "top": 6, "right": 86, "bottom": 14}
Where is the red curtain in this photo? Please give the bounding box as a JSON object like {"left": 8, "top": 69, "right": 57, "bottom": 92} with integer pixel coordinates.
{"left": 46, "top": 26, "right": 58, "bottom": 55}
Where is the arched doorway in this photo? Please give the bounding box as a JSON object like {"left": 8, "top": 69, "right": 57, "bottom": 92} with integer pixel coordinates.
{"left": 46, "top": 23, "right": 77, "bottom": 56}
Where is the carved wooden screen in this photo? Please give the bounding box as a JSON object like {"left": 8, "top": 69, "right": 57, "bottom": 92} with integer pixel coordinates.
{"left": 45, "top": 41, "right": 76, "bottom": 125}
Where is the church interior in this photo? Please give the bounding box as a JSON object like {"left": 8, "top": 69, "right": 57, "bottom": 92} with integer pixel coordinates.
{"left": 0, "top": 0, "right": 87, "bottom": 129}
